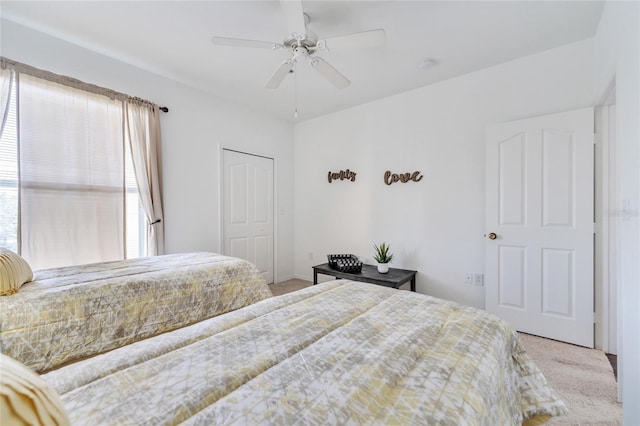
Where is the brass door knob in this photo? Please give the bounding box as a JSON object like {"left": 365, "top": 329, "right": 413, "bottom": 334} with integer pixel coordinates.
{"left": 488, "top": 233, "right": 497, "bottom": 240}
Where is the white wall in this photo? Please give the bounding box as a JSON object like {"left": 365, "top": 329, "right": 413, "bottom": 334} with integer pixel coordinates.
{"left": 294, "top": 39, "right": 594, "bottom": 309}
{"left": 1, "top": 19, "right": 296, "bottom": 281}
{"left": 594, "top": 1, "right": 640, "bottom": 420}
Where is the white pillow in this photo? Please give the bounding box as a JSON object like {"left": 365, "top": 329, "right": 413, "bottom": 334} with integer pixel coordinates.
{"left": 0, "top": 353, "right": 70, "bottom": 426}
{"left": 0, "top": 248, "right": 34, "bottom": 296}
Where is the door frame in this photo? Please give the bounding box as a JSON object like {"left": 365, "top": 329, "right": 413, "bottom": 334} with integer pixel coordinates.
{"left": 594, "top": 78, "right": 621, "bottom": 402}
{"left": 218, "top": 146, "right": 277, "bottom": 283}
{"left": 595, "top": 101, "right": 617, "bottom": 355}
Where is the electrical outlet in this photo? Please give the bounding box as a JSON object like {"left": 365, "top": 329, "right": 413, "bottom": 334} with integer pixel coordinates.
{"left": 464, "top": 273, "right": 473, "bottom": 284}
{"left": 474, "top": 273, "right": 484, "bottom": 286}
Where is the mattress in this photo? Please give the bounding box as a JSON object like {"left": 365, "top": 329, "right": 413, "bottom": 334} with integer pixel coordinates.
{"left": 42, "top": 281, "right": 566, "bottom": 425}
{"left": 0, "top": 252, "right": 272, "bottom": 373}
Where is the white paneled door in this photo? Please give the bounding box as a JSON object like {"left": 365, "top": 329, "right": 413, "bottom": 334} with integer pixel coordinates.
{"left": 485, "top": 108, "right": 594, "bottom": 347}
{"left": 223, "top": 149, "right": 274, "bottom": 284}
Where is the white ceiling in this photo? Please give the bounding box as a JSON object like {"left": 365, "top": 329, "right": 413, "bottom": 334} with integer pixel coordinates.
{"left": 1, "top": 1, "right": 604, "bottom": 122}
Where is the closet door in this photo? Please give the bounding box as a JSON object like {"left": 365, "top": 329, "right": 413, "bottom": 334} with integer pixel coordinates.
{"left": 223, "top": 149, "right": 274, "bottom": 283}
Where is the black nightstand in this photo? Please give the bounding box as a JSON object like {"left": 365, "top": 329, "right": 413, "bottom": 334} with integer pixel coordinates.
{"left": 312, "top": 263, "right": 417, "bottom": 292}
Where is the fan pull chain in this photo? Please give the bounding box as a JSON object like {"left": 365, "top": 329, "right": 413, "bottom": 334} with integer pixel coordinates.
{"left": 294, "top": 62, "right": 298, "bottom": 119}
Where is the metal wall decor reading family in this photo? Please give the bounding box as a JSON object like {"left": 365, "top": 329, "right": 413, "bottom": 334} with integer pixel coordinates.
{"left": 327, "top": 169, "right": 423, "bottom": 185}
{"left": 328, "top": 169, "right": 357, "bottom": 183}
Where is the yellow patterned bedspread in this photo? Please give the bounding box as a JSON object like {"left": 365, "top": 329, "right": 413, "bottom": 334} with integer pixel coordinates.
{"left": 0, "top": 252, "right": 272, "bottom": 373}
{"left": 42, "top": 281, "right": 566, "bottom": 425}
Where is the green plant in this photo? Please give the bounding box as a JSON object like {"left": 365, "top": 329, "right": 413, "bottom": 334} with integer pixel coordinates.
{"left": 373, "top": 242, "right": 393, "bottom": 264}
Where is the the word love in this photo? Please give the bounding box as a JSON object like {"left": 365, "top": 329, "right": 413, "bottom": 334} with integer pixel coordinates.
{"left": 328, "top": 169, "right": 357, "bottom": 183}
{"left": 384, "top": 170, "right": 423, "bottom": 185}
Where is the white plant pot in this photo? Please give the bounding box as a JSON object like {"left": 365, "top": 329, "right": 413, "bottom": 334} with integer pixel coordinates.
{"left": 377, "top": 263, "right": 389, "bottom": 274}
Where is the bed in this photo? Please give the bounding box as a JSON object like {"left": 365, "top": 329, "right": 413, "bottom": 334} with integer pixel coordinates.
{"left": 0, "top": 252, "right": 272, "bottom": 373}
{"left": 39, "top": 280, "right": 566, "bottom": 425}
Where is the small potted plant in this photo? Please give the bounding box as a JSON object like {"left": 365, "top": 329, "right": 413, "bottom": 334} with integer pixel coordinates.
{"left": 373, "top": 242, "right": 393, "bottom": 274}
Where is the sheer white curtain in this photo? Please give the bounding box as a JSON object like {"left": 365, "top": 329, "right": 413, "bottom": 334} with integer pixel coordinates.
{"left": 0, "top": 66, "right": 12, "bottom": 136}
{"left": 18, "top": 74, "right": 125, "bottom": 269}
{"left": 124, "top": 100, "right": 164, "bottom": 256}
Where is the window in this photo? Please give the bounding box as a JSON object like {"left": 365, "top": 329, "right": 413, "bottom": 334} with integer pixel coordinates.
{"left": 0, "top": 70, "right": 146, "bottom": 269}
{"left": 0, "top": 74, "right": 17, "bottom": 252}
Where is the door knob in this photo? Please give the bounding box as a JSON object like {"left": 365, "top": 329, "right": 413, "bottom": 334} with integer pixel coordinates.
{"left": 488, "top": 233, "right": 497, "bottom": 240}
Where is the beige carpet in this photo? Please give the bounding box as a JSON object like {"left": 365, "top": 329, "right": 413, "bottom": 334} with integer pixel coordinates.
{"left": 519, "top": 333, "right": 622, "bottom": 425}
{"left": 269, "top": 278, "right": 312, "bottom": 296}
{"left": 269, "top": 280, "right": 623, "bottom": 424}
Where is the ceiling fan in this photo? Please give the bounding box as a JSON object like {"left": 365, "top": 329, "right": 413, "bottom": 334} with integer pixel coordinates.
{"left": 211, "top": 0, "right": 385, "bottom": 90}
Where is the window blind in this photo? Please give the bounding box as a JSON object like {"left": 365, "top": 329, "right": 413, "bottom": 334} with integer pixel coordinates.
{"left": 19, "top": 74, "right": 125, "bottom": 269}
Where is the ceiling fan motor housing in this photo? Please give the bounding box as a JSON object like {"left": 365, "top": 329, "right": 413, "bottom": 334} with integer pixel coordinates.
{"left": 284, "top": 29, "right": 318, "bottom": 50}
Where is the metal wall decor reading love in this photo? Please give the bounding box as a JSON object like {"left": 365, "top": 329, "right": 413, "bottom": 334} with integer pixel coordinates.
{"left": 384, "top": 170, "right": 423, "bottom": 185}
{"left": 328, "top": 169, "right": 357, "bottom": 183}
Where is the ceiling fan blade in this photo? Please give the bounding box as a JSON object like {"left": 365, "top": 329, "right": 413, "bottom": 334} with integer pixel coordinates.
{"left": 319, "top": 29, "right": 386, "bottom": 51}
{"left": 280, "top": 0, "right": 306, "bottom": 39}
{"left": 310, "top": 57, "right": 350, "bottom": 89}
{"left": 211, "top": 36, "right": 282, "bottom": 50}
{"left": 265, "top": 60, "right": 295, "bottom": 89}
